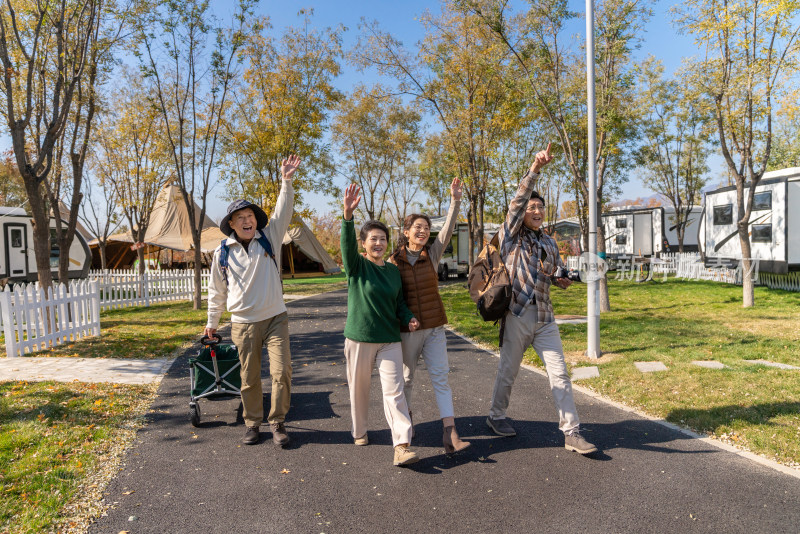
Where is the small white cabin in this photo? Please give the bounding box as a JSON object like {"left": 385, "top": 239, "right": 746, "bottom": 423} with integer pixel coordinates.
{"left": 0, "top": 207, "right": 92, "bottom": 282}
{"left": 698, "top": 167, "right": 800, "bottom": 274}
{"left": 602, "top": 205, "right": 702, "bottom": 258}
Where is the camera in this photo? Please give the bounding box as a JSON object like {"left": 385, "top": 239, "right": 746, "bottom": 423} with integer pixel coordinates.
{"left": 553, "top": 266, "right": 582, "bottom": 283}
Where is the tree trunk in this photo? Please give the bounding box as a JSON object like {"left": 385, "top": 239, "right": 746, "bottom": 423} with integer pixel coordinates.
{"left": 99, "top": 241, "right": 108, "bottom": 271}
{"left": 193, "top": 244, "right": 203, "bottom": 310}
{"left": 739, "top": 226, "right": 754, "bottom": 307}
{"left": 137, "top": 247, "right": 146, "bottom": 276}
{"left": 23, "top": 185, "right": 55, "bottom": 292}
{"left": 595, "top": 201, "right": 611, "bottom": 312}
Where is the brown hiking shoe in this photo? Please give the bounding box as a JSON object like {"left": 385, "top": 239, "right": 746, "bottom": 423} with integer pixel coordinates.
{"left": 393, "top": 444, "right": 419, "bottom": 466}
{"left": 564, "top": 431, "right": 598, "bottom": 455}
{"left": 243, "top": 426, "right": 259, "bottom": 445}
{"left": 270, "top": 422, "right": 290, "bottom": 448}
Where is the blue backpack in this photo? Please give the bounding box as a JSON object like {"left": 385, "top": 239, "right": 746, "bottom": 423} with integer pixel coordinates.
{"left": 218, "top": 231, "right": 278, "bottom": 285}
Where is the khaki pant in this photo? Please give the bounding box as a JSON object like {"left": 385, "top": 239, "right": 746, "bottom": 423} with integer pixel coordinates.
{"left": 489, "top": 304, "right": 580, "bottom": 434}
{"left": 400, "top": 326, "right": 454, "bottom": 419}
{"left": 344, "top": 338, "right": 413, "bottom": 447}
{"left": 231, "top": 312, "right": 291, "bottom": 428}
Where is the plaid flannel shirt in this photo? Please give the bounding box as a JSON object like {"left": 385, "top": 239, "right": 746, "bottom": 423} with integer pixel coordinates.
{"left": 498, "top": 170, "right": 564, "bottom": 323}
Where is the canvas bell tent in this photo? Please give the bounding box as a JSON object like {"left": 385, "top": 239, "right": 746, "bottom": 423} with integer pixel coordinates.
{"left": 602, "top": 206, "right": 702, "bottom": 259}
{"left": 0, "top": 206, "right": 91, "bottom": 282}
{"left": 698, "top": 167, "right": 800, "bottom": 274}
{"left": 89, "top": 182, "right": 225, "bottom": 269}
{"left": 281, "top": 214, "right": 341, "bottom": 277}
{"left": 91, "top": 186, "right": 340, "bottom": 276}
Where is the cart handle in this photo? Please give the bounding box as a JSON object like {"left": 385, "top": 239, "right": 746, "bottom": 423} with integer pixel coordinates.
{"left": 200, "top": 334, "right": 223, "bottom": 346}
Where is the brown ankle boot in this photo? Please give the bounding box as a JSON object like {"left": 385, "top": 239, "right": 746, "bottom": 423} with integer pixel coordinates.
{"left": 442, "top": 416, "right": 470, "bottom": 454}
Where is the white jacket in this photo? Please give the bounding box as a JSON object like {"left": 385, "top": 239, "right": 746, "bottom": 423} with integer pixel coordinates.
{"left": 206, "top": 181, "right": 294, "bottom": 329}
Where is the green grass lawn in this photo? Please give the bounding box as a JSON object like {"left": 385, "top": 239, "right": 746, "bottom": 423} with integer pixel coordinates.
{"left": 1, "top": 301, "right": 230, "bottom": 360}
{"left": 0, "top": 380, "right": 156, "bottom": 533}
{"left": 282, "top": 273, "right": 346, "bottom": 295}
{"left": 441, "top": 277, "right": 800, "bottom": 467}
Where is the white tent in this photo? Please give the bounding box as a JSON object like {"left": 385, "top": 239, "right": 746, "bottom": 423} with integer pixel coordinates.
{"left": 283, "top": 214, "right": 341, "bottom": 275}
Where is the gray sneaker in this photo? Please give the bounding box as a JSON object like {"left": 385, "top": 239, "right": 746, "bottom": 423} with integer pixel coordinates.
{"left": 486, "top": 417, "right": 517, "bottom": 437}
{"left": 564, "top": 431, "right": 598, "bottom": 455}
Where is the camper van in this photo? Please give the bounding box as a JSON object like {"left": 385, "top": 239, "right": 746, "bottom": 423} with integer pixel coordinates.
{"left": 427, "top": 217, "right": 502, "bottom": 280}
{"left": 428, "top": 216, "right": 470, "bottom": 280}
{"left": 602, "top": 205, "right": 702, "bottom": 259}
{"left": 698, "top": 167, "right": 800, "bottom": 274}
{"left": 0, "top": 207, "right": 92, "bottom": 282}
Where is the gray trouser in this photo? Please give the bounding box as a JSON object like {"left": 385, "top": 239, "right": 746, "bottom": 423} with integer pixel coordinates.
{"left": 400, "top": 326, "right": 455, "bottom": 419}
{"left": 489, "top": 304, "right": 580, "bottom": 434}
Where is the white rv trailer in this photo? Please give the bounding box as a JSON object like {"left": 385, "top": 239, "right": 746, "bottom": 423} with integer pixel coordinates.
{"left": 0, "top": 207, "right": 92, "bottom": 283}
{"left": 602, "top": 205, "right": 702, "bottom": 258}
{"left": 422, "top": 217, "right": 502, "bottom": 280}
{"left": 698, "top": 167, "right": 800, "bottom": 274}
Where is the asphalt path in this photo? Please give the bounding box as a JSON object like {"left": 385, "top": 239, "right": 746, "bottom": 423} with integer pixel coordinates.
{"left": 90, "top": 289, "right": 800, "bottom": 534}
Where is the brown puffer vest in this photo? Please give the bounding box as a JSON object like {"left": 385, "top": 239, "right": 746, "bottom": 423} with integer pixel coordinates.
{"left": 390, "top": 246, "right": 448, "bottom": 332}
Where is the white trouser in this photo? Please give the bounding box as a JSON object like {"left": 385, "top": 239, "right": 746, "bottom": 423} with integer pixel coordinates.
{"left": 400, "top": 326, "right": 455, "bottom": 419}
{"left": 489, "top": 304, "right": 580, "bottom": 434}
{"left": 344, "top": 338, "right": 413, "bottom": 447}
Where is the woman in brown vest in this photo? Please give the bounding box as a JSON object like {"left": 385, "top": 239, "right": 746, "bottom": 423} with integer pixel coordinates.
{"left": 388, "top": 177, "right": 470, "bottom": 454}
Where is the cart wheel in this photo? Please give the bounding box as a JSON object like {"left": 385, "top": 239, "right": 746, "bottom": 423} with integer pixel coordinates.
{"left": 190, "top": 403, "right": 201, "bottom": 427}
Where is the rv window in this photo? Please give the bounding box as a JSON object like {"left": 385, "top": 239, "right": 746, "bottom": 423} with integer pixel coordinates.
{"left": 616, "top": 219, "right": 627, "bottom": 229}
{"left": 753, "top": 191, "right": 772, "bottom": 211}
{"left": 713, "top": 204, "right": 733, "bottom": 225}
{"left": 444, "top": 241, "right": 453, "bottom": 255}
{"left": 50, "top": 229, "right": 60, "bottom": 268}
{"left": 616, "top": 235, "right": 627, "bottom": 245}
{"left": 751, "top": 224, "right": 772, "bottom": 243}
{"left": 11, "top": 229, "right": 22, "bottom": 248}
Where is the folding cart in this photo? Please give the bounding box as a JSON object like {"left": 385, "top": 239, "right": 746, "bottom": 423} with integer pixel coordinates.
{"left": 188, "top": 334, "right": 242, "bottom": 427}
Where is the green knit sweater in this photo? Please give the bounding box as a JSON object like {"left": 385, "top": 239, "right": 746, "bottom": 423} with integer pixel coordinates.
{"left": 341, "top": 218, "right": 414, "bottom": 343}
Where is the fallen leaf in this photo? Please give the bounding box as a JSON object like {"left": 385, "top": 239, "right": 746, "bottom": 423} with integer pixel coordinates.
{"left": 280, "top": 468, "right": 290, "bottom": 474}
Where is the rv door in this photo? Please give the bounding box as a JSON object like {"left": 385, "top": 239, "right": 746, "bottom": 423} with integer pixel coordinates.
{"left": 5, "top": 223, "right": 29, "bottom": 278}
{"left": 457, "top": 225, "right": 469, "bottom": 265}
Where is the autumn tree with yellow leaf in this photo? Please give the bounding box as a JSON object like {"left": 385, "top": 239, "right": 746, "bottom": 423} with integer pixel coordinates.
{"left": 354, "top": 4, "right": 523, "bottom": 263}
{"left": 331, "top": 84, "right": 421, "bottom": 223}
{"left": 221, "top": 10, "right": 343, "bottom": 219}
{"left": 464, "top": 0, "right": 651, "bottom": 312}
{"left": 675, "top": 0, "right": 800, "bottom": 307}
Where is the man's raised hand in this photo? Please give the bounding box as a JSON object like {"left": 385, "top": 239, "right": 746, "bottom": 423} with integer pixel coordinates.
{"left": 530, "top": 143, "right": 554, "bottom": 174}
{"left": 343, "top": 183, "right": 362, "bottom": 221}
{"left": 281, "top": 154, "right": 301, "bottom": 180}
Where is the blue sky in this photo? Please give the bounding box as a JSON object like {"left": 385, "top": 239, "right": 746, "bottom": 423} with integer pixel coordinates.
{"left": 2, "top": 0, "right": 714, "bottom": 223}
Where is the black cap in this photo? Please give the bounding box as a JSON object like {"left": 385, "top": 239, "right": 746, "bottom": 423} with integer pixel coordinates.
{"left": 219, "top": 199, "right": 269, "bottom": 236}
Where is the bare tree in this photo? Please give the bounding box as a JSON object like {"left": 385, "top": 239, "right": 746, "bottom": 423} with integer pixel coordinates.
{"left": 79, "top": 169, "right": 122, "bottom": 270}
{"left": 135, "top": 0, "right": 255, "bottom": 308}
{"left": 0, "top": 0, "right": 100, "bottom": 290}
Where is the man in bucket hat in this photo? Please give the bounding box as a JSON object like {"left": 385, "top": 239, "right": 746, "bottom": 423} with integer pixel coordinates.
{"left": 204, "top": 155, "right": 301, "bottom": 447}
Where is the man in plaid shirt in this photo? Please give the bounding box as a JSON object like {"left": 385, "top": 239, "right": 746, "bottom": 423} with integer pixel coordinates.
{"left": 486, "top": 144, "right": 598, "bottom": 455}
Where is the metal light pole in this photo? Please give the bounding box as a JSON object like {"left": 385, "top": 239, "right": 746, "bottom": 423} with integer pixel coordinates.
{"left": 585, "top": 0, "right": 601, "bottom": 358}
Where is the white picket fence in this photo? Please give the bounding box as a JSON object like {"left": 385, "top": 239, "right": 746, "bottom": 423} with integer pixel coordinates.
{"left": 0, "top": 281, "right": 100, "bottom": 357}
{"left": 87, "top": 269, "right": 211, "bottom": 311}
{"left": 655, "top": 252, "right": 742, "bottom": 284}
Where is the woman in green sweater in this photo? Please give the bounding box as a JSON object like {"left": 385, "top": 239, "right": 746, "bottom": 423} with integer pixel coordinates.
{"left": 341, "top": 183, "right": 421, "bottom": 467}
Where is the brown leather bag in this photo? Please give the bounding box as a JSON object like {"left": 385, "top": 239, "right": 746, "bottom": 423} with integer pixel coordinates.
{"left": 468, "top": 233, "right": 512, "bottom": 323}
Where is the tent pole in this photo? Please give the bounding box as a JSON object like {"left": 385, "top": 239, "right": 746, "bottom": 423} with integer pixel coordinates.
{"left": 288, "top": 244, "right": 295, "bottom": 279}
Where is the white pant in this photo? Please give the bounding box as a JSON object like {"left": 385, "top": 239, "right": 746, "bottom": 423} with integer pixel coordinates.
{"left": 489, "top": 305, "right": 580, "bottom": 434}
{"left": 400, "top": 326, "right": 455, "bottom": 419}
{"left": 344, "top": 338, "right": 413, "bottom": 447}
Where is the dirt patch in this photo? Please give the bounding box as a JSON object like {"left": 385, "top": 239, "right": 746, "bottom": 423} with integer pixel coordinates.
{"left": 723, "top": 320, "right": 800, "bottom": 342}
{"left": 564, "top": 350, "right": 621, "bottom": 365}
